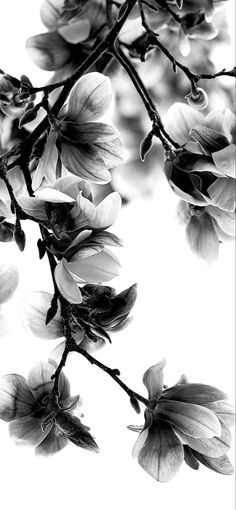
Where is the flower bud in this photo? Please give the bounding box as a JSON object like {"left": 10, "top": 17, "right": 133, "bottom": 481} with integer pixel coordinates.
{"left": 140, "top": 132, "right": 153, "bottom": 161}
{"left": 0, "top": 264, "right": 19, "bottom": 305}
{"left": 185, "top": 88, "right": 208, "bottom": 111}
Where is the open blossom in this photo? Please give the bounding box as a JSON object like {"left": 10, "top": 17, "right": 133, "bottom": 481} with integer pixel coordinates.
{"left": 20, "top": 283, "right": 137, "bottom": 359}
{"left": 0, "top": 360, "right": 98, "bottom": 455}
{"left": 130, "top": 360, "right": 234, "bottom": 482}
{"left": 164, "top": 103, "right": 235, "bottom": 261}
{"left": 31, "top": 73, "right": 123, "bottom": 189}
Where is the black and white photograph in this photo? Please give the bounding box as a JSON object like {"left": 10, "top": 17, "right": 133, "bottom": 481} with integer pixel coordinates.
{"left": 0, "top": 1, "right": 235, "bottom": 509}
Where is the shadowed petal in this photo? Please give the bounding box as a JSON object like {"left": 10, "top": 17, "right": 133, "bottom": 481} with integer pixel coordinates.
{"left": 164, "top": 103, "right": 204, "bottom": 146}
{"left": 61, "top": 122, "right": 119, "bottom": 143}
{"left": 18, "top": 196, "right": 48, "bottom": 222}
{"left": 156, "top": 400, "right": 222, "bottom": 438}
{"left": 35, "top": 426, "right": 68, "bottom": 455}
{"left": 143, "top": 360, "right": 166, "bottom": 400}
{"left": 192, "top": 452, "right": 234, "bottom": 475}
{"left": 175, "top": 418, "right": 231, "bottom": 457}
{"left": 9, "top": 413, "right": 52, "bottom": 446}
{"left": 184, "top": 445, "right": 200, "bottom": 470}
{"left": 137, "top": 421, "right": 184, "bottom": 482}
{"left": 66, "top": 73, "right": 112, "bottom": 123}
{"left": 161, "top": 383, "right": 227, "bottom": 404}
{"left": 54, "top": 259, "right": 82, "bottom": 304}
{"left": 32, "top": 131, "right": 59, "bottom": 190}
{"left": 0, "top": 375, "right": 35, "bottom": 421}
{"left": 26, "top": 32, "right": 70, "bottom": 71}
{"left": 190, "top": 126, "right": 229, "bottom": 154}
{"left": 61, "top": 142, "right": 111, "bottom": 183}
{"left": 95, "top": 138, "right": 124, "bottom": 168}
{"left": 55, "top": 412, "right": 99, "bottom": 451}
{"left": 186, "top": 213, "right": 219, "bottom": 262}
{"left": 40, "top": 0, "right": 64, "bottom": 29}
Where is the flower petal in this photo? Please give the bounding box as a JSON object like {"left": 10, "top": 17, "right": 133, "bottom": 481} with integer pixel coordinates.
{"left": 95, "top": 137, "right": 124, "bottom": 168}
{"left": 161, "top": 383, "right": 227, "bottom": 405}
{"left": 207, "top": 206, "right": 235, "bottom": 237}
{"left": 186, "top": 213, "right": 219, "bottom": 262}
{"left": 156, "top": 400, "right": 222, "bottom": 438}
{"left": 207, "top": 177, "right": 236, "bottom": 212}
{"left": 190, "top": 126, "right": 229, "bottom": 154}
{"left": 192, "top": 452, "right": 234, "bottom": 475}
{"left": 17, "top": 196, "right": 48, "bottom": 222}
{"left": 0, "top": 375, "right": 35, "bottom": 421}
{"left": 142, "top": 360, "right": 166, "bottom": 400}
{"left": 26, "top": 32, "right": 70, "bottom": 71}
{"left": 35, "top": 188, "right": 75, "bottom": 203}
{"left": 184, "top": 445, "right": 200, "bottom": 470}
{"left": 35, "top": 426, "right": 68, "bottom": 456}
{"left": 32, "top": 131, "right": 60, "bottom": 191}
{"left": 164, "top": 103, "right": 204, "bottom": 146}
{"left": 137, "top": 421, "right": 184, "bottom": 482}
{"left": 90, "top": 192, "right": 121, "bottom": 229}
{"left": 21, "top": 291, "right": 63, "bottom": 340}
{"left": 40, "top": 0, "right": 64, "bottom": 29}
{"left": 61, "top": 122, "right": 119, "bottom": 144}
{"left": 203, "top": 401, "right": 235, "bottom": 428}
{"left": 27, "top": 361, "right": 56, "bottom": 399}
{"left": 68, "top": 248, "right": 120, "bottom": 283}
{"left": 61, "top": 141, "right": 111, "bottom": 183}
{"left": 9, "top": 413, "right": 52, "bottom": 446}
{"left": 175, "top": 419, "right": 231, "bottom": 457}
{"left": 58, "top": 19, "right": 91, "bottom": 44}
{"left": 212, "top": 145, "right": 236, "bottom": 177}
{"left": 66, "top": 73, "right": 112, "bottom": 123}
{"left": 54, "top": 259, "right": 82, "bottom": 304}
{"left": 55, "top": 412, "right": 99, "bottom": 451}
{"left": 53, "top": 175, "right": 92, "bottom": 200}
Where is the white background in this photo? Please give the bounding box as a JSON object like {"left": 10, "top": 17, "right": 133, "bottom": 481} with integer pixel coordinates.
{"left": 0, "top": 1, "right": 235, "bottom": 509}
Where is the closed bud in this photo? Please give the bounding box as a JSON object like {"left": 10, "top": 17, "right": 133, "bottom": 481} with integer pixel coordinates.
{"left": 140, "top": 132, "right": 153, "bottom": 161}
{"left": 185, "top": 87, "right": 208, "bottom": 111}
{"left": 14, "top": 224, "right": 26, "bottom": 251}
{"left": 37, "top": 238, "right": 46, "bottom": 259}
{"left": 0, "top": 264, "right": 19, "bottom": 305}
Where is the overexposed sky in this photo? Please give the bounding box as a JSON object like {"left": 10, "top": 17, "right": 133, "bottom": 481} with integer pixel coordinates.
{"left": 0, "top": 1, "right": 235, "bottom": 510}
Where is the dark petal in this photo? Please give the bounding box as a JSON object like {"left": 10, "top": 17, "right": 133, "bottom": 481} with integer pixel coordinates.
{"left": 161, "top": 383, "right": 227, "bottom": 405}
{"left": 0, "top": 374, "right": 36, "bottom": 421}
{"left": 9, "top": 412, "right": 53, "bottom": 447}
{"left": 173, "top": 151, "right": 215, "bottom": 174}
{"left": 61, "top": 141, "right": 111, "bottom": 183}
{"left": 190, "top": 126, "right": 229, "bottom": 153}
{"left": 35, "top": 426, "right": 68, "bottom": 456}
{"left": 98, "top": 283, "right": 137, "bottom": 326}
{"left": 137, "top": 421, "right": 184, "bottom": 482}
{"left": 184, "top": 445, "right": 200, "bottom": 470}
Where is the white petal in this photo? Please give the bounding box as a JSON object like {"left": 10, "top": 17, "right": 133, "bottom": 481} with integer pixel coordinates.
{"left": 21, "top": 291, "right": 63, "bottom": 340}
{"left": 67, "top": 249, "right": 121, "bottom": 283}
{"left": 212, "top": 145, "right": 236, "bottom": 177}
{"left": 164, "top": 103, "right": 204, "bottom": 146}
{"left": 66, "top": 73, "right": 112, "bottom": 123}
{"left": 142, "top": 359, "right": 166, "bottom": 400}
{"left": 35, "top": 188, "right": 75, "bottom": 203}
{"left": 58, "top": 19, "right": 91, "bottom": 44}
{"left": 54, "top": 259, "right": 83, "bottom": 304}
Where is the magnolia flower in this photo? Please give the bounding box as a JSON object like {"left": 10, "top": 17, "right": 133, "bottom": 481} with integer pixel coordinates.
{"left": 0, "top": 360, "right": 98, "bottom": 455}
{"left": 31, "top": 73, "right": 123, "bottom": 188}
{"left": 164, "top": 103, "right": 235, "bottom": 260}
{"left": 19, "top": 175, "right": 121, "bottom": 241}
{"left": 0, "top": 263, "right": 19, "bottom": 306}
{"left": 26, "top": 0, "right": 113, "bottom": 79}
{"left": 20, "top": 283, "right": 137, "bottom": 359}
{"left": 130, "top": 360, "right": 234, "bottom": 482}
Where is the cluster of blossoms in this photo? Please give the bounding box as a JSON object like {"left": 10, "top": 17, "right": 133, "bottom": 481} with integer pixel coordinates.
{"left": 164, "top": 103, "right": 235, "bottom": 261}
{"left": 0, "top": 0, "right": 234, "bottom": 487}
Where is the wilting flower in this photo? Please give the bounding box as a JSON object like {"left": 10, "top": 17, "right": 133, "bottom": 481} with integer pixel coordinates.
{"left": 0, "top": 360, "right": 98, "bottom": 455}
{"left": 0, "top": 263, "right": 19, "bottom": 306}
{"left": 164, "top": 103, "right": 235, "bottom": 260}
{"left": 31, "top": 73, "right": 123, "bottom": 188}
{"left": 130, "top": 360, "right": 234, "bottom": 482}
{"left": 20, "top": 283, "right": 137, "bottom": 359}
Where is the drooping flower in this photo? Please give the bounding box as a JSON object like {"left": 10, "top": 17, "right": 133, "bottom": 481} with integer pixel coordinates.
{"left": 0, "top": 360, "right": 98, "bottom": 455}
{"left": 30, "top": 73, "right": 123, "bottom": 188}
{"left": 20, "top": 283, "right": 137, "bottom": 359}
{"left": 130, "top": 360, "right": 234, "bottom": 482}
{"left": 164, "top": 103, "right": 235, "bottom": 260}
